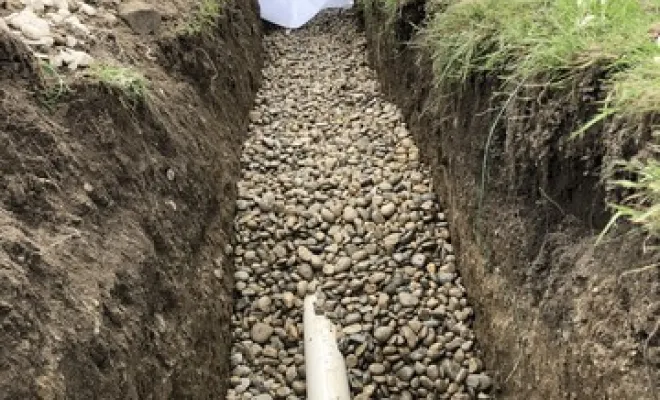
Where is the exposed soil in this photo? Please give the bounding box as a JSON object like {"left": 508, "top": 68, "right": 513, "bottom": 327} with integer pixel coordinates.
{"left": 0, "top": 1, "right": 262, "bottom": 398}
{"left": 360, "top": 2, "right": 659, "bottom": 399}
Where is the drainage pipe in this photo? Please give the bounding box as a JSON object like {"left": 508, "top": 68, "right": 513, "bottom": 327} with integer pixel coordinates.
{"left": 303, "top": 294, "right": 352, "bottom": 400}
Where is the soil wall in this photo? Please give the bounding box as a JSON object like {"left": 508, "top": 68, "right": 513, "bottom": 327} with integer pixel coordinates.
{"left": 0, "top": 1, "right": 262, "bottom": 398}
{"left": 360, "top": 2, "right": 659, "bottom": 399}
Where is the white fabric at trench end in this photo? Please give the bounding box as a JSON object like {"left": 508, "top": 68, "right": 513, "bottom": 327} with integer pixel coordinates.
{"left": 259, "top": 0, "right": 354, "bottom": 29}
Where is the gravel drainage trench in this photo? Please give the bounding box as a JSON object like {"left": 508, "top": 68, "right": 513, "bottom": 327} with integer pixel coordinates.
{"left": 226, "top": 12, "right": 493, "bottom": 400}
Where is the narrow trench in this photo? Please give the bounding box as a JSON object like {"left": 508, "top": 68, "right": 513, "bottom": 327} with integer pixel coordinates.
{"left": 227, "top": 11, "right": 492, "bottom": 400}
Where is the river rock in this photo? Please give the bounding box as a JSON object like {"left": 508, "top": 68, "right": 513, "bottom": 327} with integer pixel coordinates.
{"left": 226, "top": 12, "right": 492, "bottom": 399}
{"left": 251, "top": 322, "right": 273, "bottom": 344}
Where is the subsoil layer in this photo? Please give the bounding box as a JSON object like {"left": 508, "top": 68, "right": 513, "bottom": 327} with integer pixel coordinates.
{"left": 0, "top": 1, "right": 262, "bottom": 398}
{"left": 361, "top": 2, "right": 659, "bottom": 399}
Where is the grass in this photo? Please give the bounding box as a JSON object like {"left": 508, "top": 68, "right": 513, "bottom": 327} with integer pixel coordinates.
{"left": 39, "top": 61, "right": 70, "bottom": 108}
{"left": 601, "top": 157, "right": 660, "bottom": 245}
{"left": 608, "top": 56, "right": 660, "bottom": 117}
{"left": 421, "top": 0, "right": 660, "bottom": 90}
{"left": 411, "top": 0, "right": 660, "bottom": 240}
{"left": 37, "top": 62, "right": 148, "bottom": 108}
{"left": 87, "top": 64, "right": 148, "bottom": 100}
{"left": 600, "top": 140, "right": 660, "bottom": 242}
{"left": 179, "top": 0, "right": 224, "bottom": 35}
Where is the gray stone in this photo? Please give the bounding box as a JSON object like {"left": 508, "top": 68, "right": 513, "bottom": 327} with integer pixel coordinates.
{"left": 396, "top": 366, "right": 415, "bottom": 381}
{"left": 368, "top": 363, "right": 386, "bottom": 375}
{"left": 297, "top": 246, "right": 314, "bottom": 262}
{"left": 384, "top": 274, "right": 405, "bottom": 294}
{"left": 380, "top": 202, "right": 396, "bottom": 218}
{"left": 468, "top": 357, "right": 483, "bottom": 373}
{"left": 14, "top": 10, "right": 50, "bottom": 40}
{"left": 442, "top": 359, "right": 461, "bottom": 381}
{"left": 343, "top": 205, "right": 358, "bottom": 221}
{"left": 298, "top": 264, "right": 313, "bottom": 280}
{"left": 374, "top": 325, "right": 394, "bottom": 343}
{"left": 479, "top": 374, "right": 493, "bottom": 389}
{"left": 310, "top": 255, "right": 323, "bottom": 268}
{"left": 282, "top": 292, "right": 295, "bottom": 308}
{"left": 436, "top": 272, "right": 455, "bottom": 284}
{"left": 401, "top": 325, "right": 418, "bottom": 348}
{"left": 346, "top": 354, "right": 358, "bottom": 368}
{"left": 427, "top": 364, "right": 440, "bottom": 380}
{"left": 292, "top": 380, "right": 306, "bottom": 395}
{"left": 351, "top": 250, "right": 368, "bottom": 262}
{"left": 398, "top": 292, "right": 419, "bottom": 307}
{"left": 455, "top": 367, "right": 468, "bottom": 383}
{"left": 118, "top": 1, "right": 161, "bottom": 34}
{"left": 411, "top": 253, "right": 426, "bottom": 267}
{"left": 342, "top": 324, "right": 362, "bottom": 335}
{"left": 320, "top": 208, "right": 335, "bottom": 223}
{"left": 251, "top": 322, "right": 273, "bottom": 344}
{"left": 445, "top": 337, "right": 463, "bottom": 351}
{"left": 322, "top": 264, "right": 335, "bottom": 275}
{"left": 256, "top": 296, "right": 272, "bottom": 312}
{"left": 335, "top": 256, "right": 352, "bottom": 272}
{"left": 234, "top": 271, "right": 250, "bottom": 281}
{"left": 466, "top": 374, "right": 481, "bottom": 389}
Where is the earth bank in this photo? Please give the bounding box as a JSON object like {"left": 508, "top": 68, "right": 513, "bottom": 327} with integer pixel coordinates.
{"left": 0, "top": 0, "right": 261, "bottom": 398}
{"left": 360, "top": 1, "right": 658, "bottom": 399}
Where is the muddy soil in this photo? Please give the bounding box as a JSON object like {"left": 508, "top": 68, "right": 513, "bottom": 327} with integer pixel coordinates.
{"left": 0, "top": 1, "right": 262, "bottom": 398}
{"left": 360, "top": 2, "right": 659, "bottom": 399}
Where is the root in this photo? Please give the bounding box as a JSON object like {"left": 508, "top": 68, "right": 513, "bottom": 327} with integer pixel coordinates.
{"left": 504, "top": 352, "right": 522, "bottom": 383}
{"left": 643, "top": 319, "right": 659, "bottom": 396}
{"left": 617, "top": 263, "right": 659, "bottom": 284}
{"left": 539, "top": 186, "right": 566, "bottom": 216}
{"left": 195, "top": 48, "right": 219, "bottom": 81}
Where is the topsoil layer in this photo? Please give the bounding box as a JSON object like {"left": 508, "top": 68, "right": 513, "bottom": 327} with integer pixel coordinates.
{"left": 0, "top": 1, "right": 262, "bottom": 398}
{"left": 361, "top": 2, "right": 659, "bottom": 399}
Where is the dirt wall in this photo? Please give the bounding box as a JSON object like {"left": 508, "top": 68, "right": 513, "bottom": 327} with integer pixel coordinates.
{"left": 360, "top": 2, "right": 659, "bottom": 399}
{"left": 0, "top": 1, "right": 262, "bottom": 399}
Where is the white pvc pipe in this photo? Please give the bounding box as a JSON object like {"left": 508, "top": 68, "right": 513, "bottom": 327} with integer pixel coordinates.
{"left": 303, "top": 294, "right": 352, "bottom": 400}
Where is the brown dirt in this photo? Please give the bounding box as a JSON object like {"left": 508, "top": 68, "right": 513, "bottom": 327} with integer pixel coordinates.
{"left": 360, "top": 2, "right": 659, "bottom": 399}
{"left": 0, "top": 1, "right": 262, "bottom": 398}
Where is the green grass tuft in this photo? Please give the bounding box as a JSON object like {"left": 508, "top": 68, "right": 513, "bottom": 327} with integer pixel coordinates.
{"left": 88, "top": 64, "right": 148, "bottom": 100}
{"left": 609, "top": 56, "right": 660, "bottom": 117}
{"left": 421, "top": 0, "right": 660, "bottom": 90}
{"left": 602, "top": 141, "right": 660, "bottom": 242}
{"left": 179, "top": 0, "right": 224, "bottom": 35}
{"left": 39, "top": 60, "right": 71, "bottom": 108}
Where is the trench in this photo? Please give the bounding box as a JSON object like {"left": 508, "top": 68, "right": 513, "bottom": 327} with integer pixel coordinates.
{"left": 2, "top": 1, "right": 654, "bottom": 398}
{"left": 226, "top": 12, "right": 492, "bottom": 400}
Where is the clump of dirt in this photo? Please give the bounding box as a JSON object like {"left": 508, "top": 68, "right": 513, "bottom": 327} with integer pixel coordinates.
{"left": 0, "top": 1, "right": 262, "bottom": 398}
{"left": 360, "top": 2, "right": 659, "bottom": 399}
